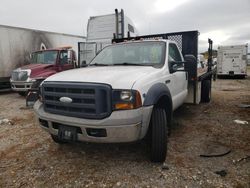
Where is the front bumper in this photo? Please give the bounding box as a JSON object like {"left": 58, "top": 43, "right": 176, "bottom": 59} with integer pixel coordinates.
{"left": 34, "top": 101, "right": 153, "bottom": 143}
{"left": 10, "top": 80, "right": 35, "bottom": 91}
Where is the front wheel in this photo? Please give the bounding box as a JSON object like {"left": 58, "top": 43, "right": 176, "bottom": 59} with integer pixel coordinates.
{"left": 150, "top": 107, "right": 168, "bottom": 162}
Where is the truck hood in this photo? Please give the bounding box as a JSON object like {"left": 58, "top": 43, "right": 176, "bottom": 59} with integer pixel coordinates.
{"left": 19, "top": 64, "right": 55, "bottom": 78}
{"left": 45, "top": 66, "right": 158, "bottom": 89}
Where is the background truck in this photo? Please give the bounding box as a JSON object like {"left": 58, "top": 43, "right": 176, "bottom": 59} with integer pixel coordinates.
{"left": 78, "top": 9, "right": 138, "bottom": 65}
{"left": 34, "top": 30, "right": 215, "bottom": 162}
{"left": 10, "top": 46, "right": 77, "bottom": 96}
{"left": 0, "top": 24, "right": 85, "bottom": 90}
{"left": 217, "top": 44, "right": 248, "bottom": 77}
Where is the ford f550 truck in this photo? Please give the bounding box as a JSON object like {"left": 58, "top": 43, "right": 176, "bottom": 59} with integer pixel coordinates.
{"left": 34, "top": 31, "right": 215, "bottom": 162}
{"left": 10, "top": 46, "right": 77, "bottom": 96}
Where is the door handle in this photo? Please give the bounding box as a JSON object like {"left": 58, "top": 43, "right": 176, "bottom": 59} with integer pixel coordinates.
{"left": 165, "top": 80, "right": 171, "bottom": 84}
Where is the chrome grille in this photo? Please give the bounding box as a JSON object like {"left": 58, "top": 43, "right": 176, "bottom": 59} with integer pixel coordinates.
{"left": 42, "top": 82, "right": 112, "bottom": 119}
{"left": 11, "top": 71, "right": 28, "bottom": 81}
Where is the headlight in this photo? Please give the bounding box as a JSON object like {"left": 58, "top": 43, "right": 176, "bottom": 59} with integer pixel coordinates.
{"left": 120, "top": 91, "right": 133, "bottom": 101}
{"left": 113, "top": 90, "right": 142, "bottom": 110}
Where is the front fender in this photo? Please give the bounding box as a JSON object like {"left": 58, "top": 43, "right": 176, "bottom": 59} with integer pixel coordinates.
{"left": 143, "top": 83, "right": 172, "bottom": 109}
{"left": 31, "top": 71, "right": 57, "bottom": 80}
{"left": 143, "top": 83, "right": 173, "bottom": 134}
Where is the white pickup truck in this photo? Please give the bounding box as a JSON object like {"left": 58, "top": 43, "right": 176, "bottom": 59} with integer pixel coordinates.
{"left": 34, "top": 31, "right": 215, "bottom": 162}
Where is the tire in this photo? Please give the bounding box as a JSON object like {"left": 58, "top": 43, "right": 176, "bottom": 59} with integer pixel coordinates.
{"left": 18, "top": 91, "right": 27, "bottom": 96}
{"left": 201, "top": 80, "right": 211, "bottom": 103}
{"left": 31, "top": 79, "right": 44, "bottom": 89}
{"left": 150, "top": 107, "right": 168, "bottom": 162}
{"left": 51, "top": 134, "right": 68, "bottom": 144}
{"left": 213, "top": 73, "right": 217, "bottom": 81}
{"left": 238, "top": 75, "right": 246, "bottom": 79}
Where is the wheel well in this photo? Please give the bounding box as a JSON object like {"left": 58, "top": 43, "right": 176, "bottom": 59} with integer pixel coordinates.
{"left": 146, "top": 95, "right": 172, "bottom": 136}
{"left": 156, "top": 95, "right": 172, "bottom": 126}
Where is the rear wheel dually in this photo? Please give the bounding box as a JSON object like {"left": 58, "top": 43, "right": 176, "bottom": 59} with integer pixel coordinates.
{"left": 201, "top": 80, "right": 211, "bottom": 103}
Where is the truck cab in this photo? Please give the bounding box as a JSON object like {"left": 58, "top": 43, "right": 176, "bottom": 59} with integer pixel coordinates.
{"left": 10, "top": 46, "right": 77, "bottom": 96}
{"left": 34, "top": 39, "right": 189, "bottom": 161}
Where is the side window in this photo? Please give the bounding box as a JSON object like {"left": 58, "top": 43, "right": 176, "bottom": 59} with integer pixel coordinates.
{"left": 60, "top": 50, "right": 70, "bottom": 64}
{"left": 128, "top": 24, "right": 134, "bottom": 33}
{"left": 168, "top": 43, "right": 182, "bottom": 62}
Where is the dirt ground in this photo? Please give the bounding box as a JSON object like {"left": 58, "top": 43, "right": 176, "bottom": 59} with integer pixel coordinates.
{"left": 0, "top": 75, "right": 250, "bottom": 188}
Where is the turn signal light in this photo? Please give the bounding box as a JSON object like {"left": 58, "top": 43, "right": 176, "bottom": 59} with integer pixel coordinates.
{"left": 134, "top": 91, "right": 142, "bottom": 108}
{"left": 115, "top": 103, "right": 134, "bottom": 110}
{"left": 113, "top": 90, "right": 142, "bottom": 110}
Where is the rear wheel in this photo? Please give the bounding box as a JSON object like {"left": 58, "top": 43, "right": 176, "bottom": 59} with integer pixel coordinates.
{"left": 51, "top": 134, "right": 68, "bottom": 144}
{"left": 150, "top": 107, "right": 168, "bottom": 162}
{"left": 201, "top": 80, "right": 211, "bottom": 103}
{"left": 238, "top": 75, "right": 246, "bottom": 79}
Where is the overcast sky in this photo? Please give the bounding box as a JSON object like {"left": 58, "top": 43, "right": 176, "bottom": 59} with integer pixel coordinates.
{"left": 0, "top": 0, "right": 249, "bottom": 52}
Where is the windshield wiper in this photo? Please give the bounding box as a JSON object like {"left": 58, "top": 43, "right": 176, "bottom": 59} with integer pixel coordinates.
{"left": 112, "top": 62, "right": 146, "bottom": 66}
{"left": 89, "top": 63, "right": 109, "bottom": 66}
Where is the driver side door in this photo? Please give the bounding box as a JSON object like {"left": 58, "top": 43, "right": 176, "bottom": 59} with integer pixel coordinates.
{"left": 168, "top": 43, "right": 188, "bottom": 109}
{"left": 58, "top": 50, "right": 74, "bottom": 71}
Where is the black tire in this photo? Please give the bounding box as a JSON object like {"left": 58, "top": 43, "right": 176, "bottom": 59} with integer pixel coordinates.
{"left": 18, "top": 91, "right": 27, "bottom": 96}
{"left": 238, "top": 75, "right": 246, "bottom": 79}
{"left": 150, "top": 107, "right": 168, "bottom": 162}
{"left": 201, "top": 80, "right": 211, "bottom": 103}
{"left": 213, "top": 73, "right": 217, "bottom": 81}
{"left": 31, "top": 79, "right": 44, "bottom": 89}
{"left": 51, "top": 134, "right": 68, "bottom": 144}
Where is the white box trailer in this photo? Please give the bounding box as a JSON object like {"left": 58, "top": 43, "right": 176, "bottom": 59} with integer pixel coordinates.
{"left": 78, "top": 9, "right": 139, "bottom": 65}
{"left": 217, "top": 44, "right": 248, "bottom": 77}
{"left": 0, "top": 24, "right": 85, "bottom": 89}
{"left": 248, "top": 53, "right": 250, "bottom": 65}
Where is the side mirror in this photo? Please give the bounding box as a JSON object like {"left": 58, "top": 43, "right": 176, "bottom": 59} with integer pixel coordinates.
{"left": 169, "top": 61, "right": 184, "bottom": 74}
{"left": 184, "top": 55, "right": 197, "bottom": 63}
{"left": 81, "top": 60, "right": 88, "bottom": 67}
{"left": 169, "top": 61, "right": 178, "bottom": 73}
{"left": 184, "top": 55, "right": 197, "bottom": 80}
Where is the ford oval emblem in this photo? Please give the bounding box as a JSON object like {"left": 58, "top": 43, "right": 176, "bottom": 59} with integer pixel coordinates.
{"left": 59, "top": 97, "right": 72, "bottom": 103}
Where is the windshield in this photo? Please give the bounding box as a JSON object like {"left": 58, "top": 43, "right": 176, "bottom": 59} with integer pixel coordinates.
{"left": 31, "top": 50, "right": 58, "bottom": 64}
{"left": 90, "top": 41, "right": 166, "bottom": 67}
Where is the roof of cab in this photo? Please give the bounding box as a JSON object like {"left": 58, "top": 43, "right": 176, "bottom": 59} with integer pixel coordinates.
{"left": 112, "top": 38, "right": 169, "bottom": 45}
{"left": 33, "top": 46, "right": 73, "bottom": 53}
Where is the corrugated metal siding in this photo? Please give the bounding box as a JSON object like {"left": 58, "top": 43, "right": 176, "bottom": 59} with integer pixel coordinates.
{"left": 0, "top": 25, "right": 85, "bottom": 78}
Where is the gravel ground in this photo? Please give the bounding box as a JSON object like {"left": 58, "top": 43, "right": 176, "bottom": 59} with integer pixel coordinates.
{"left": 0, "top": 76, "right": 249, "bottom": 188}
